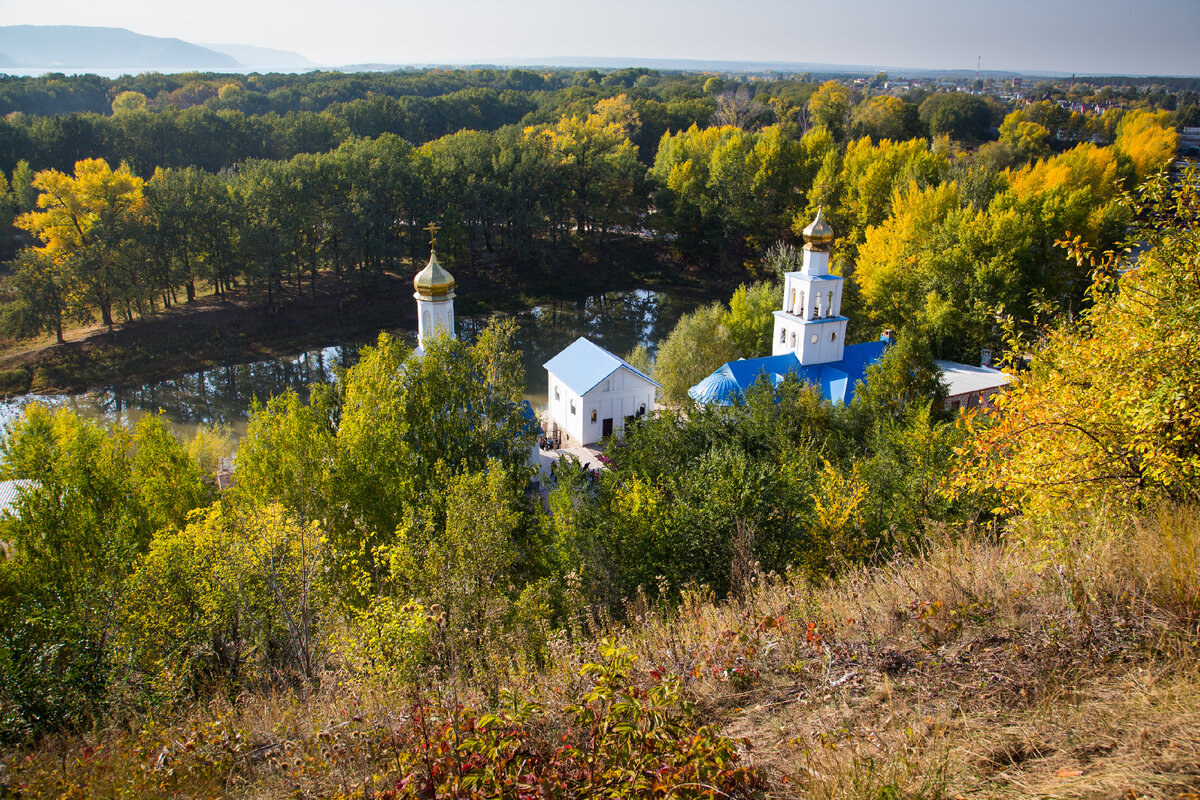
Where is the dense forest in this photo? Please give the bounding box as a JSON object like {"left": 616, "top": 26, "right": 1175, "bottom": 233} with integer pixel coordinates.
{"left": 0, "top": 67, "right": 1198, "bottom": 798}
{"left": 0, "top": 66, "right": 1189, "bottom": 370}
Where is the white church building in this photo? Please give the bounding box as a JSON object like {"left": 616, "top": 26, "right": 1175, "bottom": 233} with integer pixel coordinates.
{"left": 543, "top": 338, "right": 660, "bottom": 447}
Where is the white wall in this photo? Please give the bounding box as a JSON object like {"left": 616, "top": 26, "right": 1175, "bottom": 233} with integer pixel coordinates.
{"left": 415, "top": 293, "right": 455, "bottom": 347}
{"left": 546, "top": 367, "right": 657, "bottom": 446}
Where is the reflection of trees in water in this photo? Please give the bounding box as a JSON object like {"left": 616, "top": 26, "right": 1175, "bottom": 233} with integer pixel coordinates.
{"left": 95, "top": 345, "right": 356, "bottom": 426}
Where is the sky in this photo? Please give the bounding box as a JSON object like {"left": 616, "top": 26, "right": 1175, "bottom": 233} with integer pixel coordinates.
{"left": 1, "top": 0, "right": 1198, "bottom": 76}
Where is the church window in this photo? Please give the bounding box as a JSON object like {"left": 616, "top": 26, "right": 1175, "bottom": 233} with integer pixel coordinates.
{"left": 810, "top": 333, "right": 819, "bottom": 344}
{"left": 832, "top": 331, "right": 837, "bottom": 341}
{"left": 590, "top": 409, "right": 597, "bottom": 423}
{"left": 779, "top": 328, "right": 786, "bottom": 344}
{"left": 789, "top": 288, "right": 797, "bottom": 313}
{"left": 554, "top": 386, "right": 560, "bottom": 401}
{"left": 423, "top": 310, "right": 432, "bottom": 331}
{"left": 798, "top": 291, "right": 805, "bottom": 315}
{"left": 638, "top": 403, "right": 646, "bottom": 417}
{"left": 790, "top": 332, "right": 797, "bottom": 349}
{"left": 570, "top": 400, "right": 576, "bottom": 415}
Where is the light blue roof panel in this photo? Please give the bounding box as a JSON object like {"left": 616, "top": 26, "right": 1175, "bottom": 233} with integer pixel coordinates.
{"left": 544, "top": 337, "right": 661, "bottom": 397}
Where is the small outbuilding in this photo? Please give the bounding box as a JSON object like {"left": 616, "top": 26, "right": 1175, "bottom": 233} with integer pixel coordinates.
{"left": 936, "top": 360, "right": 1011, "bottom": 412}
{"left": 544, "top": 337, "right": 659, "bottom": 447}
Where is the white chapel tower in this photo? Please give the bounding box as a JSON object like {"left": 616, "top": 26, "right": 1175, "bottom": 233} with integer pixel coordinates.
{"left": 771, "top": 208, "right": 848, "bottom": 364}
{"left": 413, "top": 222, "right": 456, "bottom": 348}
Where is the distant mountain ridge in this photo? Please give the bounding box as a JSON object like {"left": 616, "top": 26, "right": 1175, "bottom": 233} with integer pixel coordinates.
{"left": 0, "top": 25, "right": 243, "bottom": 70}
{"left": 199, "top": 43, "right": 314, "bottom": 70}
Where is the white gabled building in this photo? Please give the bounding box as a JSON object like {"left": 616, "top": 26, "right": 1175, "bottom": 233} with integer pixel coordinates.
{"left": 544, "top": 338, "right": 660, "bottom": 446}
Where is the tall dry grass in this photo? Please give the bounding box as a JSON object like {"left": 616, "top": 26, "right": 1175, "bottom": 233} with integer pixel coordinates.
{"left": 4, "top": 506, "right": 1199, "bottom": 798}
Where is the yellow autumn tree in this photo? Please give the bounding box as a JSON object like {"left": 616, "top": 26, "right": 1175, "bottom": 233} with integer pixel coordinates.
{"left": 1114, "top": 109, "right": 1178, "bottom": 180}
{"left": 15, "top": 158, "right": 147, "bottom": 330}
{"left": 955, "top": 170, "right": 1200, "bottom": 520}
{"left": 527, "top": 96, "right": 641, "bottom": 237}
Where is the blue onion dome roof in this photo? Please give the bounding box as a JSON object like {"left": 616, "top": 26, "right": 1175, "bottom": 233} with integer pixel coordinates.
{"left": 688, "top": 370, "right": 742, "bottom": 406}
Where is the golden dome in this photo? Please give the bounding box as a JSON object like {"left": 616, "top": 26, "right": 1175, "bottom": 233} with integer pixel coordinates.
{"left": 413, "top": 249, "right": 455, "bottom": 297}
{"left": 802, "top": 206, "right": 835, "bottom": 251}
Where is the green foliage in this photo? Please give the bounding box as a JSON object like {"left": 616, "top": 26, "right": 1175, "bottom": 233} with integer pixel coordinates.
{"left": 234, "top": 319, "right": 535, "bottom": 600}
{"left": 0, "top": 406, "right": 210, "bottom": 737}
{"left": 653, "top": 302, "right": 737, "bottom": 403}
{"left": 918, "top": 92, "right": 995, "bottom": 142}
{"left": 122, "top": 501, "right": 332, "bottom": 702}
{"left": 851, "top": 330, "right": 947, "bottom": 425}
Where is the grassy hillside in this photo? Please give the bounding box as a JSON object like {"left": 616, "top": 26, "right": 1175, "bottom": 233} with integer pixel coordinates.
{"left": 5, "top": 506, "right": 1196, "bottom": 798}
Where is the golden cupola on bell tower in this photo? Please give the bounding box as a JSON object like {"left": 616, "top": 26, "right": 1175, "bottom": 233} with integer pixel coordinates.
{"left": 413, "top": 222, "right": 456, "bottom": 348}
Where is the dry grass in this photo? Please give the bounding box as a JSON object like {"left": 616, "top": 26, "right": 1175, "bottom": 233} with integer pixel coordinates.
{"left": 4, "top": 507, "right": 1199, "bottom": 798}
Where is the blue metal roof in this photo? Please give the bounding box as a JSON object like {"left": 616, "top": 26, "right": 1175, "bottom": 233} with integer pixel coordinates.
{"left": 689, "top": 340, "right": 889, "bottom": 407}
{"left": 688, "top": 368, "right": 743, "bottom": 405}
{"left": 543, "top": 337, "right": 661, "bottom": 397}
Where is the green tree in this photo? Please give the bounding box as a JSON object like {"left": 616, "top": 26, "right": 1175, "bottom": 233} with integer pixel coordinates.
{"left": 808, "top": 80, "right": 851, "bottom": 140}
{"left": 110, "top": 90, "right": 148, "bottom": 114}
{"left": 850, "top": 95, "right": 921, "bottom": 142}
{"left": 653, "top": 302, "right": 736, "bottom": 403}
{"left": 918, "top": 92, "right": 993, "bottom": 142}
{"left": 0, "top": 407, "right": 208, "bottom": 735}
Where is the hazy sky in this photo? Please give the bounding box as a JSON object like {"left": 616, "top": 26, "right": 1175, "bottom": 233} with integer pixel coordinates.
{"left": 2, "top": 0, "right": 1197, "bottom": 76}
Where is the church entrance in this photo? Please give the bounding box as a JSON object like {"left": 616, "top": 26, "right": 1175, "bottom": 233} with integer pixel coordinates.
{"left": 602, "top": 418, "right": 613, "bottom": 437}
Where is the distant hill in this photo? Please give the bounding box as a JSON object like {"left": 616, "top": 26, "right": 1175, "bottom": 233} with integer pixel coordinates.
{"left": 0, "top": 25, "right": 239, "bottom": 70}
{"left": 200, "top": 43, "right": 314, "bottom": 70}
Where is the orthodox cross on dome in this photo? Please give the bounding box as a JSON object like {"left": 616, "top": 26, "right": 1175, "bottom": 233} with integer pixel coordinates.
{"left": 424, "top": 221, "right": 441, "bottom": 251}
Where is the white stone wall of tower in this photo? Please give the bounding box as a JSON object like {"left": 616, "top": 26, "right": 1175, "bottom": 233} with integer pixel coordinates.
{"left": 770, "top": 245, "right": 848, "bottom": 364}
{"left": 415, "top": 293, "right": 456, "bottom": 347}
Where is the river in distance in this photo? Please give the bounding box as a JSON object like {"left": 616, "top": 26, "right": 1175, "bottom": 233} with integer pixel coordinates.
{"left": 0, "top": 288, "right": 706, "bottom": 444}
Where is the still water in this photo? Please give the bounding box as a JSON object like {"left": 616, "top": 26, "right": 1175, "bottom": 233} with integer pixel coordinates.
{"left": 0, "top": 288, "right": 705, "bottom": 442}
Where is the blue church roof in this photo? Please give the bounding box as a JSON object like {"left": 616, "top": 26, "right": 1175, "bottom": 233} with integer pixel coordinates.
{"left": 689, "top": 340, "right": 889, "bottom": 407}
{"left": 544, "top": 337, "right": 660, "bottom": 397}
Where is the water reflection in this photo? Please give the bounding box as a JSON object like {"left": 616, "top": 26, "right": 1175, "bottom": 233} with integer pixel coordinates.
{"left": 0, "top": 288, "right": 704, "bottom": 441}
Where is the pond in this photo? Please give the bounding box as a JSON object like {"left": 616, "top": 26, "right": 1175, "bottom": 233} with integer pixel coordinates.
{"left": 0, "top": 288, "right": 707, "bottom": 443}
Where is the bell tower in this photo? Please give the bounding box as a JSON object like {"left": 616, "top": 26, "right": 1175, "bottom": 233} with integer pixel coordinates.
{"left": 413, "top": 222, "right": 456, "bottom": 348}
{"left": 771, "top": 207, "right": 848, "bottom": 364}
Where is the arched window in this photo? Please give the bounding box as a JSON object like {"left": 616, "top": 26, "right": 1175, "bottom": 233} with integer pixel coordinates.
{"left": 590, "top": 409, "right": 597, "bottom": 423}
{"left": 831, "top": 331, "right": 837, "bottom": 341}
{"left": 779, "top": 328, "right": 786, "bottom": 344}
{"left": 570, "top": 400, "right": 577, "bottom": 415}
{"left": 798, "top": 291, "right": 805, "bottom": 316}
{"left": 638, "top": 403, "right": 646, "bottom": 417}
{"left": 789, "top": 288, "right": 797, "bottom": 314}
{"left": 423, "top": 310, "right": 432, "bottom": 332}
{"left": 554, "top": 386, "right": 560, "bottom": 401}
{"left": 790, "top": 332, "right": 797, "bottom": 349}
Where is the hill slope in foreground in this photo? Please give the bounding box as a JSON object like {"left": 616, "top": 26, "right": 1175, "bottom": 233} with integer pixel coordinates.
{"left": 4, "top": 507, "right": 1199, "bottom": 798}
